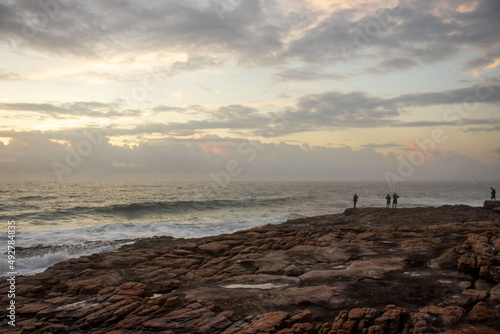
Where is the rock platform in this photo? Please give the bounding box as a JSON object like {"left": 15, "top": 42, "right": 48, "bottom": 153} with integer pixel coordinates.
{"left": 1, "top": 205, "right": 500, "bottom": 333}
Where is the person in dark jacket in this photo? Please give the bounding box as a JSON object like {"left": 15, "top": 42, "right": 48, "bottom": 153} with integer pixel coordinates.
{"left": 385, "top": 194, "right": 391, "bottom": 208}
{"left": 491, "top": 187, "right": 496, "bottom": 201}
{"left": 392, "top": 193, "right": 399, "bottom": 208}
{"left": 353, "top": 194, "right": 358, "bottom": 208}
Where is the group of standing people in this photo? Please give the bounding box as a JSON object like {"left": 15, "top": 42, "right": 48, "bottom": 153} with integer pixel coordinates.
{"left": 352, "top": 186, "right": 496, "bottom": 209}
{"left": 352, "top": 193, "right": 399, "bottom": 208}
{"left": 386, "top": 193, "right": 399, "bottom": 208}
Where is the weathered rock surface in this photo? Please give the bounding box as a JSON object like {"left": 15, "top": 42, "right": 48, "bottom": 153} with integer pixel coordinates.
{"left": 1, "top": 205, "right": 500, "bottom": 333}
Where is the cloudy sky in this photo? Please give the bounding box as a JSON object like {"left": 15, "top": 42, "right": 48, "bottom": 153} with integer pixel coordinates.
{"left": 1, "top": 0, "right": 499, "bottom": 182}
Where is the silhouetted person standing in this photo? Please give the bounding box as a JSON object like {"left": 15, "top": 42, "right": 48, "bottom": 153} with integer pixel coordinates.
{"left": 385, "top": 194, "right": 391, "bottom": 208}
{"left": 491, "top": 187, "right": 496, "bottom": 201}
{"left": 392, "top": 193, "right": 399, "bottom": 208}
{"left": 353, "top": 194, "right": 358, "bottom": 208}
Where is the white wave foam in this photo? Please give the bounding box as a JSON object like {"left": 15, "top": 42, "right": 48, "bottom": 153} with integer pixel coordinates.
{"left": 0, "top": 214, "right": 302, "bottom": 276}
{"left": 0, "top": 240, "right": 132, "bottom": 277}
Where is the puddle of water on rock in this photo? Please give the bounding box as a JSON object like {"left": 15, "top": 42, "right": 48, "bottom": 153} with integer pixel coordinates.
{"left": 223, "top": 283, "right": 289, "bottom": 289}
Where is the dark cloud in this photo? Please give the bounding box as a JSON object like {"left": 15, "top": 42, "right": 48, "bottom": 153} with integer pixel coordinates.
{"left": 1, "top": 0, "right": 498, "bottom": 75}
{"left": 0, "top": 0, "right": 284, "bottom": 65}
{"left": 282, "top": 0, "right": 500, "bottom": 73}
{"left": 292, "top": 91, "right": 398, "bottom": 129}
{"left": 464, "top": 125, "right": 500, "bottom": 133}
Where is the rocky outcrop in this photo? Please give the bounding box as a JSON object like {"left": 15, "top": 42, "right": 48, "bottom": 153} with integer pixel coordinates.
{"left": 1, "top": 205, "right": 500, "bottom": 333}
{"left": 483, "top": 201, "right": 500, "bottom": 213}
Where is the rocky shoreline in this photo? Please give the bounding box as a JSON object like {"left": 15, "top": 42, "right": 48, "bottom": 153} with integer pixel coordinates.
{"left": 1, "top": 204, "right": 500, "bottom": 333}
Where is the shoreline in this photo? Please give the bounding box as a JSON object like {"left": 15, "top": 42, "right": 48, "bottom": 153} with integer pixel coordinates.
{"left": 1, "top": 204, "right": 499, "bottom": 333}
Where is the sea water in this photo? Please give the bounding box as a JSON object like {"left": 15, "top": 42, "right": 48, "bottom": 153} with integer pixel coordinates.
{"left": 0, "top": 180, "right": 494, "bottom": 276}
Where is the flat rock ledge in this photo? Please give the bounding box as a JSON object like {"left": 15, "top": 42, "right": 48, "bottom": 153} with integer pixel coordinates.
{"left": 1, "top": 205, "right": 500, "bottom": 334}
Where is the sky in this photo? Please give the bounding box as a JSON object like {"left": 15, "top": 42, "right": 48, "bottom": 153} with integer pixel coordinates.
{"left": 0, "top": 0, "right": 499, "bottom": 183}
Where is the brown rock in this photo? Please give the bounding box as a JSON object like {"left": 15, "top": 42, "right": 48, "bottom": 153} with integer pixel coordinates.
{"left": 439, "top": 306, "right": 466, "bottom": 326}
{"left": 5, "top": 206, "right": 500, "bottom": 334}
{"left": 110, "top": 301, "right": 142, "bottom": 321}
{"left": 58, "top": 301, "right": 105, "bottom": 320}
{"left": 116, "top": 315, "right": 153, "bottom": 329}
{"left": 116, "top": 282, "right": 152, "bottom": 298}
{"left": 285, "top": 310, "right": 312, "bottom": 327}
{"left": 374, "top": 306, "right": 409, "bottom": 333}
{"left": 198, "top": 242, "right": 231, "bottom": 256}
{"left": 165, "top": 296, "right": 182, "bottom": 308}
{"left": 483, "top": 201, "right": 500, "bottom": 210}
{"left": 45, "top": 296, "right": 77, "bottom": 304}
{"left": 39, "top": 276, "right": 59, "bottom": 290}
{"left": 17, "top": 302, "right": 51, "bottom": 314}
{"left": 68, "top": 280, "right": 104, "bottom": 295}
{"left": 39, "top": 324, "right": 68, "bottom": 333}
{"left": 462, "top": 289, "right": 488, "bottom": 302}
{"left": 468, "top": 301, "right": 500, "bottom": 322}
{"left": 239, "top": 311, "right": 289, "bottom": 333}
{"left": 142, "top": 301, "right": 216, "bottom": 330}
{"left": 489, "top": 284, "right": 500, "bottom": 302}
{"left": 444, "top": 324, "right": 500, "bottom": 334}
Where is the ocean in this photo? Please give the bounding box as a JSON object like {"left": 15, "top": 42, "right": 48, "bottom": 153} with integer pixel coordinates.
{"left": 0, "top": 180, "right": 494, "bottom": 276}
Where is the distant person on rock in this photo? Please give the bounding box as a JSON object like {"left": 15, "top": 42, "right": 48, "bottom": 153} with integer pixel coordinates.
{"left": 491, "top": 187, "right": 496, "bottom": 201}
{"left": 392, "top": 193, "right": 399, "bottom": 208}
{"left": 353, "top": 194, "right": 358, "bottom": 208}
{"left": 385, "top": 194, "right": 391, "bottom": 208}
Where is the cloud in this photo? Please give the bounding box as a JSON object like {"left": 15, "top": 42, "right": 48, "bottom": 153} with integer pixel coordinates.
{"left": 292, "top": 91, "right": 399, "bottom": 129}
{"left": 464, "top": 125, "right": 500, "bottom": 133}
{"left": 0, "top": 0, "right": 284, "bottom": 65}
{"left": 272, "top": 67, "right": 344, "bottom": 82}
{"left": 360, "top": 143, "right": 402, "bottom": 149}
{"left": 2, "top": 0, "right": 499, "bottom": 77}
{"left": 169, "top": 55, "right": 226, "bottom": 76}
{"left": 0, "top": 69, "right": 22, "bottom": 81}
{"left": 282, "top": 0, "right": 500, "bottom": 74}
{"left": 0, "top": 101, "right": 141, "bottom": 118}
{"left": 1, "top": 130, "right": 498, "bottom": 182}
{"left": 4, "top": 76, "right": 499, "bottom": 138}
